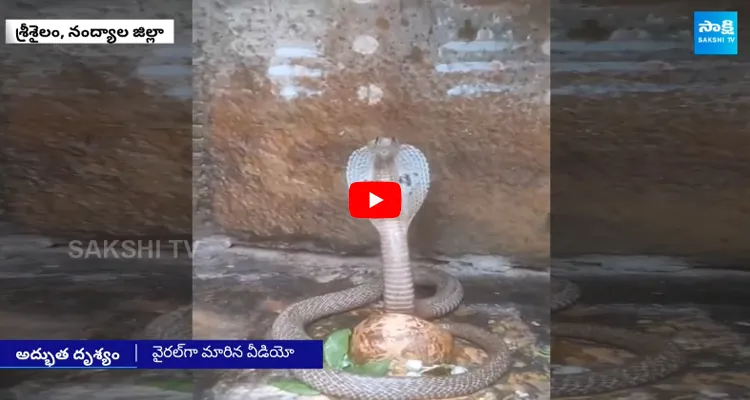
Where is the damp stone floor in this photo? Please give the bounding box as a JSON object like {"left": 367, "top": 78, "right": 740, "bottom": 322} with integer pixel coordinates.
{"left": 194, "top": 246, "right": 549, "bottom": 400}
{"left": 552, "top": 271, "right": 750, "bottom": 400}
{"left": 3, "top": 234, "right": 749, "bottom": 400}
{"left": 0, "top": 237, "right": 550, "bottom": 400}
{"left": 0, "top": 235, "right": 192, "bottom": 400}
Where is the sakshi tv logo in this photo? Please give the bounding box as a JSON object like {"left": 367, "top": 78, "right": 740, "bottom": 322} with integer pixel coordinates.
{"left": 693, "top": 11, "right": 738, "bottom": 55}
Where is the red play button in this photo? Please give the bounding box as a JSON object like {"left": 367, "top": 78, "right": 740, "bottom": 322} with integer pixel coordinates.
{"left": 348, "top": 182, "right": 402, "bottom": 219}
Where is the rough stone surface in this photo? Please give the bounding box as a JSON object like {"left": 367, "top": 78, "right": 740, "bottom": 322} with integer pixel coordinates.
{"left": 0, "top": 237, "right": 191, "bottom": 398}
{"left": 349, "top": 313, "right": 454, "bottom": 367}
{"left": 3, "top": 0, "right": 748, "bottom": 268}
{"left": 2, "top": 0, "right": 192, "bottom": 239}
{"left": 551, "top": 276, "right": 750, "bottom": 400}
{"left": 192, "top": 249, "right": 550, "bottom": 400}
{"left": 551, "top": 1, "right": 750, "bottom": 263}
{"left": 195, "top": 0, "right": 550, "bottom": 258}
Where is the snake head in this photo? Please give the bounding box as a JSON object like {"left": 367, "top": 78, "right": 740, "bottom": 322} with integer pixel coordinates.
{"left": 368, "top": 137, "right": 400, "bottom": 161}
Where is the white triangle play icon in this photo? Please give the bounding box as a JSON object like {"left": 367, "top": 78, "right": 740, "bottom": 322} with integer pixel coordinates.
{"left": 369, "top": 192, "right": 383, "bottom": 208}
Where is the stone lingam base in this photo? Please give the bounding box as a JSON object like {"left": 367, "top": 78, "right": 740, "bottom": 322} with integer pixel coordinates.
{"left": 193, "top": 246, "right": 549, "bottom": 400}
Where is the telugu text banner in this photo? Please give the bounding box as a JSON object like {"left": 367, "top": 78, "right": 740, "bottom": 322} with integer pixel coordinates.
{"left": 5, "top": 19, "right": 175, "bottom": 44}
{"left": 0, "top": 340, "right": 323, "bottom": 369}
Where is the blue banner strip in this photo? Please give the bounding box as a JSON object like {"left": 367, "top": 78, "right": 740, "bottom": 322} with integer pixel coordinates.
{"left": 0, "top": 340, "right": 323, "bottom": 369}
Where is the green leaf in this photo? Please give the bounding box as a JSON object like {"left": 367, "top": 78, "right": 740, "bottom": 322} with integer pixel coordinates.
{"left": 344, "top": 359, "right": 391, "bottom": 377}
{"left": 323, "top": 328, "right": 352, "bottom": 370}
{"left": 268, "top": 378, "right": 321, "bottom": 396}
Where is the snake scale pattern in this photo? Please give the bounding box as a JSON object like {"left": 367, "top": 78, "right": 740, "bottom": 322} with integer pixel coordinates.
{"left": 269, "top": 137, "right": 512, "bottom": 400}
{"left": 141, "top": 138, "right": 686, "bottom": 399}
{"left": 551, "top": 278, "right": 688, "bottom": 397}
{"left": 270, "top": 269, "right": 510, "bottom": 400}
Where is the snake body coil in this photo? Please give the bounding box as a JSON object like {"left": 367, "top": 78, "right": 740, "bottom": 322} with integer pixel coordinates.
{"left": 269, "top": 138, "right": 511, "bottom": 400}
{"left": 270, "top": 269, "right": 510, "bottom": 400}
{"left": 151, "top": 138, "right": 687, "bottom": 399}
{"left": 551, "top": 278, "right": 687, "bottom": 397}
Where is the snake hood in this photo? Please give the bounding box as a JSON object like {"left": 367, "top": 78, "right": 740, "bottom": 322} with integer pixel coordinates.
{"left": 347, "top": 137, "right": 430, "bottom": 225}
{"left": 268, "top": 138, "right": 512, "bottom": 399}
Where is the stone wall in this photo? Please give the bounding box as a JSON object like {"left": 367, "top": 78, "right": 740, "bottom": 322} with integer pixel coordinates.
{"left": 194, "top": 0, "right": 550, "bottom": 260}
{"left": 551, "top": 0, "right": 750, "bottom": 264}
{"left": 10, "top": 0, "right": 745, "bottom": 266}
{"left": 2, "top": 0, "right": 193, "bottom": 239}
{"left": 2, "top": 0, "right": 549, "bottom": 262}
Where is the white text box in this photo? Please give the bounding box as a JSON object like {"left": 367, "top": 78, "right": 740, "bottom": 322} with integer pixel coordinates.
{"left": 5, "top": 19, "right": 175, "bottom": 44}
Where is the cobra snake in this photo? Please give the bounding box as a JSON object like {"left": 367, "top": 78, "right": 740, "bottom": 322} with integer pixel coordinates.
{"left": 551, "top": 278, "right": 688, "bottom": 397}
{"left": 269, "top": 137, "right": 511, "bottom": 400}
{"left": 140, "top": 139, "right": 686, "bottom": 398}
